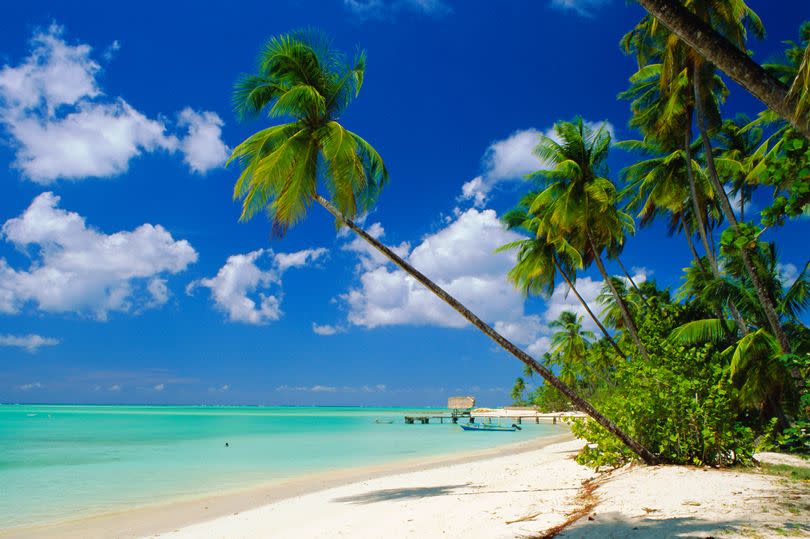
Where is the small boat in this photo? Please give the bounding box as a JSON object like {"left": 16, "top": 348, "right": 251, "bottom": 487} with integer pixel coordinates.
{"left": 460, "top": 423, "right": 521, "bottom": 432}
{"left": 374, "top": 418, "right": 395, "bottom": 424}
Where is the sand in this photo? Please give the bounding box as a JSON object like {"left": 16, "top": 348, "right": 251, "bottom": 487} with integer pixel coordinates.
{"left": 149, "top": 440, "right": 808, "bottom": 539}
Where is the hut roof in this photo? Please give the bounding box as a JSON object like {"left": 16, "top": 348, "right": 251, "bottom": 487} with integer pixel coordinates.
{"left": 448, "top": 396, "right": 475, "bottom": 410}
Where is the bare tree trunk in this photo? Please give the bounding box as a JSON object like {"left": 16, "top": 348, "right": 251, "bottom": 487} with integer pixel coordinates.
{"left": 315, "top": 194, "right": 658, "bottom": 464}
{"left": 585, "top": 231, "right": 651, "bottom": 362}
{"left": 554, "top": 255, "right": 628, "bottom": 361}
{"left": 694, "top": 79, "right": 791, "bottom": 352}
{"left": 635, "top": 0, "right": 810, "bottom": 138}
{"left": 684, "top": 123, "right": 749, "bottom": 336}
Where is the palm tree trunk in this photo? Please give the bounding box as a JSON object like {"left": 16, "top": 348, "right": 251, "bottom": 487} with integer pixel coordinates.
{"left": 554, "top": 255, "right": 628, "bottom": 361}
{"left": 635, "top": 0, "right": 810, "bottom": 138}
{"left": 584, "top": 230, "right": 651, "bottom": 362}
{"left": 315, "top": 194, "right": 658, "bottom": 464}
{"left": 684, "top": 123, "right": 749, "bottom": 336}
{"left": 615, "top": 257, "right": 650, "bottom": 308}
{"left": 694, "top": 79, "right": 791, "bottom": 352}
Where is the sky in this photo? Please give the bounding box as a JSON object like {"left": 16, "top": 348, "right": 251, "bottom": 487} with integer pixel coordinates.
{"left": 0, "top": 0, "right": 807, "bottom": 406}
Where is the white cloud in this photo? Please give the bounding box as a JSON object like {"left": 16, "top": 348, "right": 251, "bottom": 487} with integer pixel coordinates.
{"left": 312, "top": 323, "right": 344, "bottom": 336}
{"left": 0, "top": 192, "right": 197, "bottom": 318}
{"left": 0, "top": 334, "right": 59, "bottom": 353}
{"left": 550, "top": 0, "right": 611, "bottom": 17}
{"left": 777, "top": 263, "right": 799, "bottom": 287}
{"left": 342, "top": 221, "right": 410, "bottom": 271}
{"left": 108, "top": 384, "right": 121, "bottom": 392}
{"left": 275, "top": 384, "right": 386, "bottom": 393}
{"left": 153, "top": 383, "right": 165, "bottom": 392}
{"left": 16, "top": 381, "right": 42, "bottom": 391}
{"left": 460, "top": 121, "right": 615, "bottom": 207}
{"left": 189, "top": 248, "right": 326, "bottom": 324}
{"left": 0, "top": 25, "right": 227, "bottom": 182}
{"left": 177, "top": 108, "right": 229, "bottom": 174}
{"left": 345, "top": 209, "right": 526, "bottom": 329}
{"left": 344, "top": 0, "right": 450, "bottom": 19}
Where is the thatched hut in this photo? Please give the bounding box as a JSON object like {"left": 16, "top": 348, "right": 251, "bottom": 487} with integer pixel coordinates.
{"left": 448, "top": 396, "right": 475, "bottom": 416}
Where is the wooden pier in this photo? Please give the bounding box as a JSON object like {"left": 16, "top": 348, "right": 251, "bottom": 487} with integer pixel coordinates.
{"left": 404, "top": 414, "right": 560, "bottom": 425}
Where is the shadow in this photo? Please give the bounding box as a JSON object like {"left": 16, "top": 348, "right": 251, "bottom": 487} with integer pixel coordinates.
{"left": 546, "top": 512, "right": 808, "bottom": 538}
{"left": 333, "top": 484, "right": 473, "bottom": 504}
{"left": 333, "top": 484, "right": 581, "bottom": 505}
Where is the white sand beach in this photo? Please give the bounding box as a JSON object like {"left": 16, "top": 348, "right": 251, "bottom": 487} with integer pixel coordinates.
{"left": 146, "top": 438, "right": 808, "bottom": 539}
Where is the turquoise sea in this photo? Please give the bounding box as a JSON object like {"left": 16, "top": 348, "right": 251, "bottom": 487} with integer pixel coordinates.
{"left": 0, "top": 404, "right": 562, "bottom": 531}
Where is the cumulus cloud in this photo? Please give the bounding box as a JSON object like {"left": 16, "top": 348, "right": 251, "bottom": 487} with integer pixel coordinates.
{"left": 177, "top": 108, "right": 229, "bottom": 174}
{"left": 0, "top": 334, "right": 59, "bottom": 353}
{"left": 460, "top": 121, "right": 615, "bottom": 207}
{"left": 189, "top": 248, "right": 326, "bottom": 324}
{"left": 0, "top": 192, "right": 197, "bottom": 318}
{"left": 17, "top": 381, "right": 43, "bottom": 391}
{"left": 550, "top": 0, "right": 611, "bottom": 17}
{"left": 312, "top": 323, "right": 344, "bottom": 336}
{"left": 344, "top": 0, "right": 451, "bottom": 19}
{"left": 344, "top": 208, "right": 527, "bottom": 329}
{"left": 0, "top": 25, "right": 227, "bottom": 182}
{"left": 153, "top": 383, "right": 165, "bottom": 392}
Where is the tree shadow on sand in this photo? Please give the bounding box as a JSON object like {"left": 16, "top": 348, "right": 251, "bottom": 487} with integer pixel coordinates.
{"left": 553, "top": 512, "right": 808, "bottom": 538}
{"left": 333, "top": 484, "right": 474, "bottom": 504}
{"left": 333, "top": 484, "right": 581, "bottom": 505}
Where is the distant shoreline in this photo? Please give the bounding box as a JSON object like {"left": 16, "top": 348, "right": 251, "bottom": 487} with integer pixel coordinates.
{"left": 3, "top": 430, "right": 574, "bottom": 539}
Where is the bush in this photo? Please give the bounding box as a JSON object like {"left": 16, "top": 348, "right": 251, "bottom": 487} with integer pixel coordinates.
{"left": 570, "top": 303, "right": 755, "bottom": 468}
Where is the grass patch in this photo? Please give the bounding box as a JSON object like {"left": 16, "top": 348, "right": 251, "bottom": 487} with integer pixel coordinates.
{"left": 760, "top": 463, "right": 810, "bottom": 482}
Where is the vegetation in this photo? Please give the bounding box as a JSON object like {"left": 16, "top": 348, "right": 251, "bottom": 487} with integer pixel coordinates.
{"left": 507, "top": 12, "right": 809, "bottom": 467}
{"left": 230, "top": 7, "right": 809, "bottom": 468}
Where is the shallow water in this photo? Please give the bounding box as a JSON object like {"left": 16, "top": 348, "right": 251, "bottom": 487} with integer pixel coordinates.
{"left": 0, "top": 404, "right": 561, "bottom": 530}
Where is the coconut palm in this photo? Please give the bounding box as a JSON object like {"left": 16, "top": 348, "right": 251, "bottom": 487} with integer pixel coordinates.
{"left": 715, "top": 114, "right": 768, "bottom": 222}
{"left": 618, "top": 137, "right": 749, "bottom": 334}
{"left": 632, "top": 0, "right": 810, "bottom": 138}
{"left": 549, "top": 311, "right": 595, "bottom": 386}
{"left": 527, "top": 118, "right": 651, "bottom": 361}
{"left": 499, "top": 195, "right": 627, "bottom": 360}
{"left": 597, "top": 277, "right": 638, "bottom": 332}
{"left": 229, "top": 31, "right": 657, "bottom": 463}
{"left": 622, "top": 7, "right": 791, "bottom": 353}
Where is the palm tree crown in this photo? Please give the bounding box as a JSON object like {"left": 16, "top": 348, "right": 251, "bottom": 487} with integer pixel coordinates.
{"left": 229, "top": 31, "right": 387, "bottom": 233}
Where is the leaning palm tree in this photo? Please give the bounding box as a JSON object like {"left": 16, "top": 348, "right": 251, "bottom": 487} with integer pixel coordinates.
{"left": 633, "top": 0, "right": 810, "bottom": 138}
{"left": 499, "top": 195, "right": 627, "bottom": 360}
{"left": 622, "top": 9, "right": 791, "bottom": 353}
{"left": 527, "top": 118, "right": 651, "bottom": 361}
{"left": 228, "top": 31, "right": 656, "bottom": 463}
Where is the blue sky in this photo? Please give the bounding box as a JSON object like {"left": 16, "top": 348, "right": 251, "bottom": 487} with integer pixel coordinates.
{"left": 0, "top": 0, "right": 807, "bottom": 406}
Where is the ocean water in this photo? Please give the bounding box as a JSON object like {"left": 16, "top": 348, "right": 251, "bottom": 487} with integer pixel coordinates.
{"left": 0, "top": 405, "right": 562, "bottom": 530}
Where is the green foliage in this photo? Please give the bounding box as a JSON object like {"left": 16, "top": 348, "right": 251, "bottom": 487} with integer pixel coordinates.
{"left": 571, "top": 302, "right": 755, "bottom": 468}
{"left": 230, "top": 30, "right": 387, "bottom": 232}
{"left": 760, "top": 130, "right": 810, "bottom": 227}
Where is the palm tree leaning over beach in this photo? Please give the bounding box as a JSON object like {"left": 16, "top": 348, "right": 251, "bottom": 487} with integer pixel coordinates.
{"left": 498, "top": 196, "right": 628, "bottom": 360}
{"left": 228, "top": 30, "right": 657, "bottom": 464}
{"left": 526, "top": 119, "right": 651, "bottom": 362}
